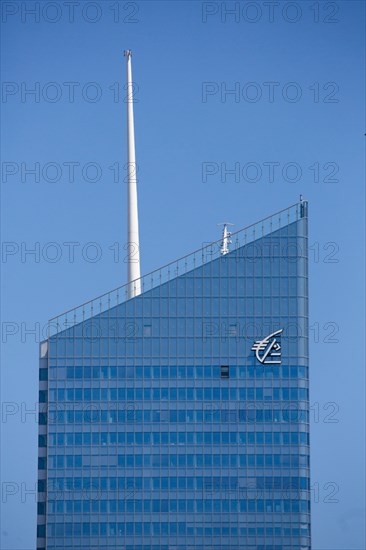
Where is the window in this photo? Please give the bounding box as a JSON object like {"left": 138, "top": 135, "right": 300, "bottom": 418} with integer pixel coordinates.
{"left": 39, "top": 368, "right": 48, "bottom": 381}
{"left": 39, "top": 390, "right": 47, "bottom": 403}
{"left": 220, "top": 365, "right": 230, "bottom": 379}
{"left": 39, "top": 412, "right": 47, "bottom": 425}
{"left": 38, "top": 435, "right": 47, "bottom": 447}
{"left": 38, "top": 457, "right": 47, "bottom": 470}
{"left": 37, "top": 525, "right": 45, "bottom": 537}
{"left": 143, "top": 324, "right": 152, "bottom": 337}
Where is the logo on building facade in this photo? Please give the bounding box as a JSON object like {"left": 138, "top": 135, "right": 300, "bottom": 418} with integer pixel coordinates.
{"left": 252, "top": 329, "right": 283, "bottom": 364}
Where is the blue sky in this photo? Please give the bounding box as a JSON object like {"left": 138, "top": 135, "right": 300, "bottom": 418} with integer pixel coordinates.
{"left": 1, "top": 1, "right": 365, "bottom": 548}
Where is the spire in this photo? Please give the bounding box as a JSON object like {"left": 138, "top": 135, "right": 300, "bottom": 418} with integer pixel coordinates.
{"left": 124, "top": 49, "right": 141, "bottom": 298}
{"left": 218, "top": 222, "right": 234, "bottom": 255}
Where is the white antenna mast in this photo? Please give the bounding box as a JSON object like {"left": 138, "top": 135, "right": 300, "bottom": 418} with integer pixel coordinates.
{"left": 217, "top": 222, "right": 234, "bottom": 255}
{"left": 124, "top": 49, "right": 141, "bottom": 298}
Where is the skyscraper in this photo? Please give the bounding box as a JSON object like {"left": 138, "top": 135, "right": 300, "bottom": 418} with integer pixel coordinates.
{"left": 37, "top": 52, "right": 310, "bottom": 550}
{"left": 37, "top": 200, "right": 310, "bottom": 550}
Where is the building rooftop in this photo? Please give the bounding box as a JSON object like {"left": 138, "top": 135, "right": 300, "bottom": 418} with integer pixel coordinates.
{"left": 48, "top": 200, "right": 307, "bottom": 337}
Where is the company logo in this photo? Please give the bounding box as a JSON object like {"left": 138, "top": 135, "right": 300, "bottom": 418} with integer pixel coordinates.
{"left": 252, "top": 329, "right": 283, "bottom": 364}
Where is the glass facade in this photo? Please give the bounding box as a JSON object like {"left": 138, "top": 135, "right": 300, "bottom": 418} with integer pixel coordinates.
{"left": 37, "top": 201, "right": 310, "bottom": 550}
